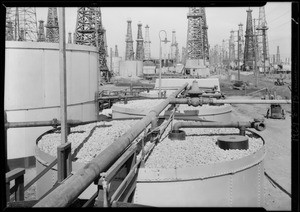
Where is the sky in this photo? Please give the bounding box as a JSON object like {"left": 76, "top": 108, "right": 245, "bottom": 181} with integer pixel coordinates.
{"left": 35, "top": 2, "right": 291, "bottom": 60}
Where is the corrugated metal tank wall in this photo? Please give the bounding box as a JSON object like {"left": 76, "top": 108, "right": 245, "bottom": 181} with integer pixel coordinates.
{"left": 5, "top": 41, "right": 99, "bottom": 160}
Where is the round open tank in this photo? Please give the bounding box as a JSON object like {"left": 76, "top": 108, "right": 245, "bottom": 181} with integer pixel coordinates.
{"left": 111, "top": 99, "right": 232, "bottom": 122}
{"left": 34, "top": 119, "right": 141, "bottom": 199}
{"left": 133, "top": 128, "right": 265, "bottom": 207}
{"left": 5, "top": 41, "right": 99, "bottom": 165}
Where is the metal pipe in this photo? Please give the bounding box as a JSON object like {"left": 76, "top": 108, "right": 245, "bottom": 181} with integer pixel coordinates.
{"left": 169, "top": 98, "right": 291, "bottom": 105}
{"left": 173, "top": 121, "right": 266, "bottom": 132}
{"left": 33, "top": 83, "right": 188, "bottom": 207}
{"left": 5, "top": 120, "right": 82, "bottom": 129}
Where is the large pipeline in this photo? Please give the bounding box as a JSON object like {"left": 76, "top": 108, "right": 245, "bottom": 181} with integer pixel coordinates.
{"left": 169, "top": 98, "right": 291, "bottom": 106}
{"left": 173, "top": 121, "right": 266, "bottom": 132}
{"left": 33, "top": 83, "right": 188, "bottom": 207}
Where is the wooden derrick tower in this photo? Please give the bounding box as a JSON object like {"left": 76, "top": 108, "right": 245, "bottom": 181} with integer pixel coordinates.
{"left": 200, "top": 7, "right": 209, "bottom": 61}
{"left": 135, "top": 22, "right": 144, "bottom": 61}
{"left": 74, "top": 7, "right": 108, "bottom": 79}
{"left": 6, "top": 7, "right": 38, "bottom": 41}
{"left": 238, "top": 23, "right": 244, "bottom": 63}
{"left": 45, "top": 7, "right": 59, "bottom": 43}
{"left": 257, "top": 6, "right": 269, "bottom": 66}
{"left": 144, "top": 25, "right": 151, "bottom": 60}
{"left": 186, "top": 7, "right": 203, "bottom": 60}
{"left": 125, "top": 19, "right": 134, "bottom": 60}
{"left": 37, "top": 20, "right": 46, "bottom": 42}
{"left": 244, "top": 8, "right": 255, "bottom": 68}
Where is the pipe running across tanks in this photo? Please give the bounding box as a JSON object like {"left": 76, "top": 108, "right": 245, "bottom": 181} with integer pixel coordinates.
{"left": 169, "top": 97, "right": 291, "bottom": 107}
{"left": 33, "top": 82, "right": 188, "bottom": 207}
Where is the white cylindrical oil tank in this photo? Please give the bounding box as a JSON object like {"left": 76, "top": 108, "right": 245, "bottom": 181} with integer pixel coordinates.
{"left": 4, "top": 41, "right": 99, "bottom": 167}
{"left": 134, "top": 130, "right": 265, "bottom": 207}
{"left": 119, "top": 61, "right": 143, "bottom": 78}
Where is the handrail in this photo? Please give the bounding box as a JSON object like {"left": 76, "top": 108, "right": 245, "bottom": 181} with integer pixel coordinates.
{"left": 33, "top": 82, "right": 188, "bottom": 207}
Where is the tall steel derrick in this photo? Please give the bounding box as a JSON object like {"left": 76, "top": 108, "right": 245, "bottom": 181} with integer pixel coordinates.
{"left": 186, "top": 7, "right": 208, "bottom": 61}
{"left": 200, "top": 7, "right": 209, "bottom": 61}
{"left": 74, "top": 7, "right": 107, "bottom": 70}
{"left": 103, "top": 28, "right": 108, "bottom": 57}
{"left": 37, "top": 20, "right": 46, "bottom": 42}
{"left": 229, "top": 30, "right": 235, "bottom": 62}
{"left": 144, "top": 24, "right": 151, "bottom": 60}
{"left": 45, "top": 7, "right": 59, "bottom": 42}
{"left": 256, "top": 6, "right": 269, "bottom": 65}
{"left": 186, "top": 7, "right": 203, "bottom": 60}
{"left": 171, "top": 30, "right": 179, "bottom": 64}
{"left": 244, "top": 8, "right": 255, "bottom": 68}
{"left": 6, "top": 7, "right": 38, "bottom": 41}
{"left": 135, "top": 22, "right": 144, "bottom": 61}
{"left": 237, "top": 23, "right": 244, "bottom": 63}
{"left": 125, "top": 19, "right": 135, "bottom": 60}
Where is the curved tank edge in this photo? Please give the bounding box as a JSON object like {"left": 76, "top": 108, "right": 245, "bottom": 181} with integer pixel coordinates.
{"left": 137, "top": 130, "right": 265, "bottom": 182}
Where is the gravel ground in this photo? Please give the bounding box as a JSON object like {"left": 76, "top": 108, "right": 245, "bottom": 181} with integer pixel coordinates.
{"left": 38, "top": 120, "right": 140, "bottom": 163}
{"left": 145, "top": 126, "right": 263, "bottom": 169}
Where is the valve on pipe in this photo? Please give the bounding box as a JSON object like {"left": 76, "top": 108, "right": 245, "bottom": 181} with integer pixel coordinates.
{"left": 168, "top": 119, "right": 266, "bottom": 140}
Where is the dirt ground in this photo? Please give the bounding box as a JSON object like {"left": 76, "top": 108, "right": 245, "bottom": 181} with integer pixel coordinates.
{"left": 219, "top": 70, "right": 292, "bottom": 211}
{"left": 18, "top": 71, "right": 291, "bottom": 209}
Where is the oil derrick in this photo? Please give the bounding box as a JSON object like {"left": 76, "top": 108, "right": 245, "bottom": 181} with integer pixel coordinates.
{"left": 171, "top": 30, "right": 179, "bottom": 64}
{"left": 136, "top": 22, "right": 144, "bottom": 61}
{"left": 6, "top": 20, "right": 14, "bottom": 41}
{"left": 95, "top": 8, "right": 108, "bottom": 72}
{"left": 237, "top": 23, "right": 244, "bottom": 63}
{"left": 186, "top": 7, "right": 203, "bottom": 60}
{"left": 103, "top": 28, "right": 108, "bottom": 56}
{"left": 257, "top": 6, "right": 269, "bottom": 65}
{"left": 125, "top": 19, "right": 134, "bottom": 60}
{"left": 68, "top": 32, "right": 72, "bottom": 43}
{"left": 276, "top": 46, "right": 280, "bottom": 64}
{"left": 244, "top": 8, "right": 255, "bottom": 68}
{"left": 74, "top": 7, "right": 108, "bottom": 72}
{"left": 45, "top": 7, "right": 59, "bottom": 43}
{"left": 37, "top": 20, "right": 46, "bottom": 42}
{"left": 200, "top": 7, "right": 209, "bottom": 61}
{"left": 144, "top": 24, "right": 151, "bottom": 60}
{"left": 115, "top": 45, "right": 119, "bottom": 57}
{"left": 6, "top": 7, "right": 38, "bottom": 41}
{"left": 74, "top": 7, "right": 98, "bottom": 46}
{"left": 229, "top": 30, "right": 235, "bottom": 62}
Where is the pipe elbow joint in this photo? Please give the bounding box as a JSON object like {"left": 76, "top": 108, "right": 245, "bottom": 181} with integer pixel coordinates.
{"left": 253, "top": 122, "right": 266, "bottom": 131}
